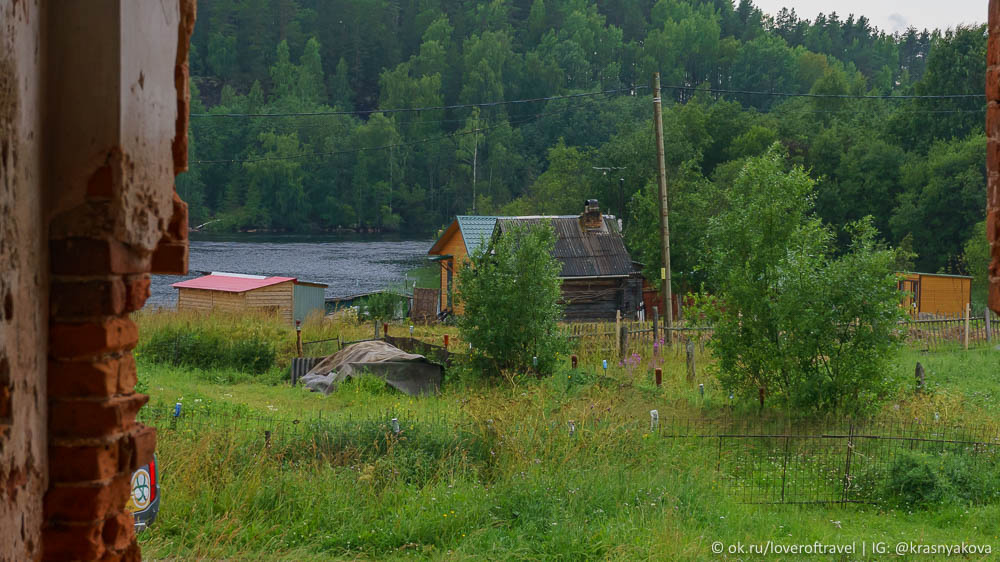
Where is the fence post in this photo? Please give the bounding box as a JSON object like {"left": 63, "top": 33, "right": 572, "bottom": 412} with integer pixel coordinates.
{"left": 615, "top": 309, "right": 622, "bottom": 355}
{"left": 652, "top": 306, "right": 659, "bottom": 346}
{"left": 295, "top": 321, "right": 303, "bottom": 358}
{"left": 655, "top": 368, "right": 662, "bottom": 387}
{"left": 686, "top": 339, "right": 695, "bottom": 383}
{"left": 841, "top": 423, "right": 855, "bottom": 503}
{"left": 619, "top": 326, "right": 628, "bottom": 359}
{"left": 964, "top": 303, "right": 970, "bottom": 350}
{"left": 987, "top": 309, "right": 993, "bottom": 343}
{"left": 915, "top": 362, "right": 925, "bottom": 393}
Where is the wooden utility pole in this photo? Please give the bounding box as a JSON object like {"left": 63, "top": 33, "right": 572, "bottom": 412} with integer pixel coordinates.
{"left": 652, "top": 73, "right": 674, "bottom": 338}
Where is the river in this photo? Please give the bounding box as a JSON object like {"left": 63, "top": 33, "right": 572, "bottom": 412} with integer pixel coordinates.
{"left": 147, "top": 233, "right": 434, "bottom": 309}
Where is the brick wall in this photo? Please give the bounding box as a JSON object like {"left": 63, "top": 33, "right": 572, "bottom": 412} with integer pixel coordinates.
{"left": 30, "top": 1, "right": 194, "bottom": 560}
{"left": 991, "top": 0, "right": 1000, "bottom": 315}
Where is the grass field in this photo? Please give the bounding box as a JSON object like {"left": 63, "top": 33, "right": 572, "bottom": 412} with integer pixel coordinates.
{"left": 134, "top": 310, "right": 1000, "bottom": 560}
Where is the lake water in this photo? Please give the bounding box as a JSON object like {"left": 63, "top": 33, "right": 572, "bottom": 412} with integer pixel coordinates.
{"left": 147, "top": 233, "right": 434, "bottom": 309}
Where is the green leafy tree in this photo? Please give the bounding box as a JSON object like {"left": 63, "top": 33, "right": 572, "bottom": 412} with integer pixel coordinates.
{"left": 698, "top": 147, "right": 904, "bottom": 415}
{"left": 457, "top": 222, "right": 566, "bottom": 377}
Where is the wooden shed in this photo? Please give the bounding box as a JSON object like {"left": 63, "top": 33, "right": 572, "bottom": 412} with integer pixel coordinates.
{"left": 427, "top": 215, "right": 500, "bottom": 316}
{"left": 897, "top": 272, "right": 972, "bottom": 317}
{"left": 172, "top": 272, "right": 327, "bottom": 325}
{"left": 494, "top": 202, "right": 643, "bottom": 322}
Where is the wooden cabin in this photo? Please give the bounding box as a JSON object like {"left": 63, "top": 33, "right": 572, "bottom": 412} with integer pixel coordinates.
{"left": 427, "top": 215, "right": 500, "bottom": 315}
{"left": 494, "top": 201, "right": 643, "bottom": 322}
{"left": 172, "top": 272, "right": 328, "bottom": 325}
{"left": 897, "top": 272, "right": 972, "bottom": 317}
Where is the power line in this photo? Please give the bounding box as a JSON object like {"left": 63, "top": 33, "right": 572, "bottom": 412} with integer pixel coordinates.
{"left": 190, "top": 108, "right": 557, "bottom": 165}
{"left": 190, "top": 86, "right": 641, "bottom": 119}
{"left": 657, "top": 84, "right": 982, "bottom": 100}
{"left": 190, "top": 84, "right": 982, "bottom": 119}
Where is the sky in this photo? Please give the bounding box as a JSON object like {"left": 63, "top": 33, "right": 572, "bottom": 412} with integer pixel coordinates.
{"left": 752, "top": 1, "right": 985, "bottom": 35}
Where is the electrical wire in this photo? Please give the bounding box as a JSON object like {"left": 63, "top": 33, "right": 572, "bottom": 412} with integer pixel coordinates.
{"left": 190, "top": 84, "right": 982, "bottom": 119}
{"left": 190, "top": 105, "right": 569, "bottom": 165}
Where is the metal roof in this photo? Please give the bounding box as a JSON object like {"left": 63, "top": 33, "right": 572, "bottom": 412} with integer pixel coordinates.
{"left": 456, "top": 215, "right": 500, "bottom": 256}
{"left": 495, "top": 216, "right": 638, "bottom": 279}
{"left": 172, "top": 274, "right": 297, "bottom": 293}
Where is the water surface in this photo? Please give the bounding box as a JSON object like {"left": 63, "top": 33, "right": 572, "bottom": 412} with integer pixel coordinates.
{"left": 147, "top": 233, "right": 433, "bottom": 308}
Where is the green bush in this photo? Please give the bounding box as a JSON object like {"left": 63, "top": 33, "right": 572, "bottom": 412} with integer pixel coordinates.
{"left": 140, "top": 324, "right": 276, "bottom": 374}
{"left": 697, "top": 147, "right": 905, "bottom": 415}
{"left": 457, "top": 221, "right": 567, "bottom": 377}
{"left": 866, "top": 450, "right": 1000, "bottom": 508}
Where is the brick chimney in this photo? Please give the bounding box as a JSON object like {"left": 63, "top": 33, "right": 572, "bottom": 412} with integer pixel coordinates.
{"left": 581, "top": 199, "right": 603, "bottom": 231}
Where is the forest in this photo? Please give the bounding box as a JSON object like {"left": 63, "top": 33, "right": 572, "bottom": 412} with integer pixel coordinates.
{"left": 182, "top": 0, "right": 988, "bottom": 292}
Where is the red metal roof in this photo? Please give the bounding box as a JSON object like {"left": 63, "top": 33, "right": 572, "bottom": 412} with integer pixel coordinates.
{"left": 171, "top": 274, "right": 297, "bottom": 293}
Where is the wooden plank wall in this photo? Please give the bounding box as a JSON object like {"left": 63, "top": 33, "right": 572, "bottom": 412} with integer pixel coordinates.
{"left": 918, "top": 275, "right": 970, "bottom": 316}
{"left": 246, "top": 281, "right": 295, "bottom": 325}
{"left": 178, "top": 287, "right": 247, "bottom": 312}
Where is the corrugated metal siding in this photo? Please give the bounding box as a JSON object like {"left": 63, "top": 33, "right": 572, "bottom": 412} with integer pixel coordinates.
{"left": 496, "top": 216, "right": 636, "bottom": 278}
{"left": 293, "top": 284, "right": 327, "bottom": 323}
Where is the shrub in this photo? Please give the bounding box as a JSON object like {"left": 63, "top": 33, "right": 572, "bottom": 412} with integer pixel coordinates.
{"left": 698, "top": 147, "right": 905, "bottom": 415}
{"left": 869, "top": 450, "right": 1000, "bottom": 508}
{"left": 140, "top": 324, "right": 276, "bottom": 374}
{"left": 456, "top": 221, "right": 567, "bottom": 377}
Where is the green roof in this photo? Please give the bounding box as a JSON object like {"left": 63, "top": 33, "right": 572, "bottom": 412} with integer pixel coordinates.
{"left": 456, "top": 215, "right": 500, "bottom": 256}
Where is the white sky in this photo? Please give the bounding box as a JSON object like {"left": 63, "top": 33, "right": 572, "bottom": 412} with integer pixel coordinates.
{"left": 752, "top": 1, "right": 985, "bottom": 35}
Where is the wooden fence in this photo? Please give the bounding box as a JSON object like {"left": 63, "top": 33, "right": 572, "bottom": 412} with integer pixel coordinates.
{"left": 903, "top": 309, "right": 999, "bottom": 351}
{"left": 561, "top": 307, "right": 1000, "bottom": 357}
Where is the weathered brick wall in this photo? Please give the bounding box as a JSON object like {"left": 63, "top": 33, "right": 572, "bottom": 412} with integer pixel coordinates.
{"left": 42, "top": 1, "right": 194, "bottom": 557}
{"left": 991, "top": 0, "right": 1000, "bottom": 314}
{"left": 0, "top": 2, "right": 48, "bottom": 560}
{"left": 2, "top": 1, "right": 193, "bottom": 560}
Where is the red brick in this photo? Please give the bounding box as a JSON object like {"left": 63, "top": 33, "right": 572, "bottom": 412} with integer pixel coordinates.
{"left": 48, "top": 357, "right": 120, "bottom": 398}
{"left": 51, "top": 278, "right": 126, "bottom": 318}
{"left": 102, "top": 512, "right": 135, "bottom": 553}
{"left": 990, "top": 66, "right": 1000, "bottom": 103}
{"left": 44, "top": 473, "right": 130, "bottom": 522}
{"left": 167, "top": 191, "right": 189, "bottom": 241}
{"left": 86, "top": 162, "right": 114, "bottom": 198}
{"left": 116, "top": 353, "right": 137, "bottom": 394}
{"left": 0, "top": 382, "right": 10, "bottom": 419}
{"left": 49, "top": 442, "right": 120, "bottom": 482}
{"left": 989, "top": 102, "right": 1000, "bottom": 140}
{"left": 992, "top": 0, "right": 1000, "bottom": 33}
{"left": 42, "top": 521, "right": 105, "bottom": 560}
{"left": 49, "top": 394, "right": 148, "bottom": 439}
{"left": 128, "top": 424, "right": 156, "bottom": 470}
{"left": 50, "top": 317, "right": 138, "bottom": 359}
{"left": 990, "top": 33, "right": 1000, "bottom": 67}
{"left": 150, "top": 241, "right": 188, "bottom": 275}
{"left": 102, "top": 542, "right": 141, "bottom": 562}
{"left": 51, "top": 238, "right": 151, "bottom": 276}
{"left": 989, "top": 209, "right": 999, "bottom": 245}
{"left": 123, "top": 275, "right": 150, "bottom": 313}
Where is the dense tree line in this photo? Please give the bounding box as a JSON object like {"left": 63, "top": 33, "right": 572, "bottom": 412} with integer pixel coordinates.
{"left": 181, "top": 0, "right": 987, "bottom": 288}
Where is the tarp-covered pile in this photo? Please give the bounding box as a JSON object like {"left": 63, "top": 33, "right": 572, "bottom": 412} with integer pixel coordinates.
{"left": 300, "top": 340, "right": 443, "bottom": 396}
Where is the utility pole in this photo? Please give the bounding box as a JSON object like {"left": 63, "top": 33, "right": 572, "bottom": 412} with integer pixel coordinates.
{"left": 652, "top": 72, "right": 674, "bottom": 337}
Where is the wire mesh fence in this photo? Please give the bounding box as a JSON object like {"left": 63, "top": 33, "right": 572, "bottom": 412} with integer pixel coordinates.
{"left": 140, "top": 402, "right": 1000, "bottom": 507}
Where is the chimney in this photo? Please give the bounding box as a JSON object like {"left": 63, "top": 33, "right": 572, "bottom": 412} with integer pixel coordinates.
{"left": 581, "top": 199, "right": 603, "bottom": 231}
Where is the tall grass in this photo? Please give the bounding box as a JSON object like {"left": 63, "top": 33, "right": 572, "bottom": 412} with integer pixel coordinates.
{"left": 135, "top": 310, "right": 1000, "bottom": 559}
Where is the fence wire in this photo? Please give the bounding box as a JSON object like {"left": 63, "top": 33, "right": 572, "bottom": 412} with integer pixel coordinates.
{"left": 140, "top": 403, "right": 1000, "bottom": 506}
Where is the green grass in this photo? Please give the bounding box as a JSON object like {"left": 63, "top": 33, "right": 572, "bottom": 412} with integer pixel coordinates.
{"left": 135, "top": 310, "right": 1000, "bottom": 560}
{"left": 407, "top": 263, "right": 440, "bottom": 290}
